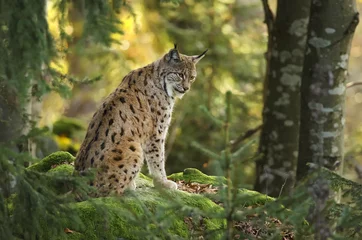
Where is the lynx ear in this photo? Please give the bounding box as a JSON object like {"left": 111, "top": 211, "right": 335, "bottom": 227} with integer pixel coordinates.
{"left": 166, "top": 44, "right": 181, "bottom": 62}
{"left": 192, "top": 49, "right": 208, "bottom": 64}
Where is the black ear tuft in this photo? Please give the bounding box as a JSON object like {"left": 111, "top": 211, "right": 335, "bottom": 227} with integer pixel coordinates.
{"left": 174, "top": 43, "right": 178, "bottom": 49}
{"left": 192, "top": 49, "right": 208, "bottom": 64}
{"left": 167, "top": 48, "right": 181, "bottom": 62}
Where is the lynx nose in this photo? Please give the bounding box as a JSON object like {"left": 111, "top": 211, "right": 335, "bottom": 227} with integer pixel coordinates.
{"left": 183, "top": 86, "right": 189, "bottom": 91}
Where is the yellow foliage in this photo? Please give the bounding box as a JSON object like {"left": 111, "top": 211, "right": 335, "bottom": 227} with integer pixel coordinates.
{"left": 54, "top": 135, "right": 72, "bottom": 150}
{"left": 54, "top": 135, "right": 81, "bottom": 152}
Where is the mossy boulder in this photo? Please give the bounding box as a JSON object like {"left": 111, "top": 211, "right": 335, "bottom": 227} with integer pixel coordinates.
{"left": 169, "top": 168, "right": 227, "bottom": 185}
{"left": 25, "top": 152, "right": 274, "bottom": 239}
{"left": 48, "top": 164, "right": 75, "bottom": 175}
{"left": 28, "top": 151, "right": 75, "bottom": 172}
{"left": 169, "top": 168, "right": 274, "bottom": 206}
{"left": 52, "top": 190, "right": 225, "bottom": 240}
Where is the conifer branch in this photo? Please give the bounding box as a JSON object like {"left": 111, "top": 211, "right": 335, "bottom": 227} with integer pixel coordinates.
{"left": 199, "top": 105, "right": 224, "bottom": 127}
{"left": 231, "top": 125, "right": 262, "bottom": 152}
{"left": 190, "top": 141, "right": 221, "bottom": 160}
{"left": 231, "top": 138, "right": 256, "bottom": 159}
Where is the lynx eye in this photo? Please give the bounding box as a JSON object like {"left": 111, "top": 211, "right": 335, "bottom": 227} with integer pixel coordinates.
{"left": 190, "top": 75, "right": 196, "bottom": 81}
{"left": 177, "top": 73, "right": 184, "bottom": 80}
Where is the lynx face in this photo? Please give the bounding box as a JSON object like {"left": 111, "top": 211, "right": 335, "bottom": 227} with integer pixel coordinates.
{"left": 161, "top": 47, "right": 207, "bottom": 98}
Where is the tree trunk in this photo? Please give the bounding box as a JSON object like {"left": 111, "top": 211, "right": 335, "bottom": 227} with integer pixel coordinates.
{"left": 0, "top": 83, "right": 24, "bottom": 146}
{"left": 296, "top": 0, "right": 359, "bottom": 181}
{"left": 255, "top": 0, "right": 310, "bottom": 197}
{"left": 63, "top": 0, "right": 91, "bottom": 118}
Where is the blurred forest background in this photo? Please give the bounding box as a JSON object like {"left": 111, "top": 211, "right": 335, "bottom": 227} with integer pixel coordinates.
{"left": 41, "top": 0, "right": 266, "bottom": 185}
{"left": 33, "top": 0, "right": 362, "bottom": 188}
{"left": 2, "top": 0, "right": 362, "bottom": 239}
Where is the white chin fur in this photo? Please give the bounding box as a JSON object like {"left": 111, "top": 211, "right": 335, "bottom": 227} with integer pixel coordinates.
{"left": 165, "top": 82, "right": 185, "bottom": 99}
{"left": 166, "top": 82, "right": 174, "bottom": 97}
{"left": 175, "top": 93, "right": 184, "bottom": 99}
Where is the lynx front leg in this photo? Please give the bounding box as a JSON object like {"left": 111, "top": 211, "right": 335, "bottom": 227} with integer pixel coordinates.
{"left": 144, "top": 139, "right": 177, "bottom": 190}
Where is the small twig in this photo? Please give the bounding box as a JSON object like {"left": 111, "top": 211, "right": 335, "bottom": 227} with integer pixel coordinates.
{"left": 278, "top": 177, "right": 288, "bottom": 199}
{"left": 346, "top": 81, "right": 362, "bottom": 89}
{"left": 260, "top": 0, "right": 274, "bottom": 36}
{"left": 230, "top": 125, "right": 262, "bottom": 152}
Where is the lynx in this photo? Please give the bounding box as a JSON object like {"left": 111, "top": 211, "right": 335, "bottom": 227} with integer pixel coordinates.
{"left": 75, "top": 45, "right": 207, "bottom": 196}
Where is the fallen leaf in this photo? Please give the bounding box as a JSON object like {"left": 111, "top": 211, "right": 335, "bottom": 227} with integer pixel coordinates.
{"left": 64, "top": 228, "right": 74, "bottom": 234}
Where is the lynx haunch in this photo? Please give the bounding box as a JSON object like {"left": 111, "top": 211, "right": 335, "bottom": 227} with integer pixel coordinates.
{"left": 75, "top": 45, "right": 207, "bottom": 196}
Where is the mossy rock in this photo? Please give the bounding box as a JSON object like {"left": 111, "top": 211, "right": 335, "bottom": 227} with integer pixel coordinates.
{"left": 24, "top": 152, "right": 276, "bottom": 239}
{"left": 168, "top": 168, "right": 227, "bottom": 185}
{"left": 40, "top": 163, "right": 225, "bottom": 239}
{"left": 53, "top": 190, "right": 224, "bottom": 240}
{"left": 48, "top": 164, "right": 75, "bottom": 175}
{"left": 169, "top": 168, "right": 273, "bottom": 206}
{"left": 27, "top": 151, "right": 75, "bottom": 172}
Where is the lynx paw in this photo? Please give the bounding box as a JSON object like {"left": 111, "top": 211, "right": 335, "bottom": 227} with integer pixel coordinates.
{"left": 163, "top": 179, "right": 178, "bottom": 190}
{"left": 154, "top": 179, "right": 178, "bottom": 190}
{"left": 128, "top": 181, "right": 137, "bottom": 190}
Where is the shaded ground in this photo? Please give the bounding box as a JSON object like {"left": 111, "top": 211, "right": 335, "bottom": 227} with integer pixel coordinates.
{"left": 176, "top": 180, "right": 294, "bottom": 239}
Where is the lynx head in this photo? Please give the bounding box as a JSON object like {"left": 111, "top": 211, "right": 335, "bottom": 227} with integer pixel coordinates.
{"left": 160, "top": 44, "right": 207, "bottom": 99}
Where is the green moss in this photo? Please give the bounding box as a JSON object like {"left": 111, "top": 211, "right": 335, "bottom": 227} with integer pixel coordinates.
{"left": 56, "top": 189, "right": 223, "bottom": 240}
{"left": 5, "top": 194, "right": 16, "bottom": 215}
{"left": 169, "top": 168, "right": 273, "bottom": 206}
{"left": 43, "top": 183, "right": 225, "bottom": 240}
{"left": 47, "top": 164, "right": 74, "bottom": 175}
{"left": 168, "top": 168, "right": 227, "bottom": 185}
{"left": 27, "top": 151, "right": 75, "bottom": 172}
{"left": 30, "top": 165, "right": 274, "bottom": 239}
{"left": 206, "top": 188, "right": 274, "bottom": 208}
{"left": 57, "top": 232, "right": 83, "bottom": 240}
{"left": 137, "top": 173, "right": 153, "bottom": 188}
{"left": 237, "top": 189, "right": 274, "bottom": 205}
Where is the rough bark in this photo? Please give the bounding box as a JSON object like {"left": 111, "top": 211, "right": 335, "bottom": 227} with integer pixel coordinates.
{"left": 296, "top": 0, "right": 359, "bottom": 181}
{"left": 0, "top": 83, "right": 24, "bottom": 146}
{"left": 255, "top": 0, "right": 310, "bottom": 197}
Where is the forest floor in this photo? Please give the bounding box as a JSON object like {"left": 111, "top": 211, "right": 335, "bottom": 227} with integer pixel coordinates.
{"left": 176, "top": 180, "right": 294, "bottom": 240}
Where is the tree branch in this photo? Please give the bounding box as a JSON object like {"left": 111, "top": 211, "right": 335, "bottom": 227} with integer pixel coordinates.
{"left": 260, "top": 0, "right": 274, "bottom": 36}
{"left": 230, "top": 125, "right": 262, "bottom": 152}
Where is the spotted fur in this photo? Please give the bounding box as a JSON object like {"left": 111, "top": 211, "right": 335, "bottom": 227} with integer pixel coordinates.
{"left": 75, "top": 46, "right": 207, "bottom": 196}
